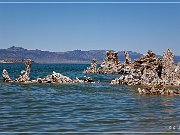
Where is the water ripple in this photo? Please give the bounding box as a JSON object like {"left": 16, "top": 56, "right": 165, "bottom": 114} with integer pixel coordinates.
{"left": 0, "top": 63, "right": 180, "bottom": 132}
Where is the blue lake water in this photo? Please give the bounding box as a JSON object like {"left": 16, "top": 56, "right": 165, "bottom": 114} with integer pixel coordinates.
{"left": 0, "top": 63, "right": 180, "bottom": 132}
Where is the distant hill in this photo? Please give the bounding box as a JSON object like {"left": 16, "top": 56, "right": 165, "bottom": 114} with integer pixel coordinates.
{"left": 0, "top": 46, "right": 179, "bottom": 63}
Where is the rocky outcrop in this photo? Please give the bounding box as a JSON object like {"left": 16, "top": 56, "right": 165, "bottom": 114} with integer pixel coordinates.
{"left": 32, "top": 71, "right": 94, "bottom": 84}
{"left": 97, "top": 51, "right": 122, "bottom": 74}
{"left": 111, "top": 49, "right": 180, "bottom": 95}
{"left": 33, "top": 71, "right": 73, "bottom": 84}
{"left": 84, "top": 59, "right": 98, "bottom": 73}
{"left": 120, "top": 51, "right": 133, "bottom": 74}
{"left": 2, "top": 59, "right": 32, "bottom": 83}
{"left": 124, "top": 51, "right": 131, "bottom": 65}
{"left": 2, "top": 59, "right": 94, "bottom": 84}
{"left": 15, "top": 59, "right": 32, "bottom": 82}
{"left": 84, "top": 50, "right": 133, "bottom": 74}
{"left": 2, "top": 69, "right": 11, "bottom": 82}
{"left": 161, "top": 49, "right": 180, "bottom": 85}
{"left": 111, "top": 49, "right": 180, "bottom": 86}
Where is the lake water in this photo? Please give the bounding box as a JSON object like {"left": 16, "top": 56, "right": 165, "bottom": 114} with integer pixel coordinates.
{"left": 0, "top": 63, "right": 180, "bottom": 133}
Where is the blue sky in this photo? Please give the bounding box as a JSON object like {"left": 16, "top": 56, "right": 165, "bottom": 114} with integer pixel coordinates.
{"left": 0, "top": 1, "right": 180, "bottom": 55}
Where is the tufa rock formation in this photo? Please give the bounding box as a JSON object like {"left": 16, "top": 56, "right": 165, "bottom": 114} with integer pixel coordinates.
{"left": 111, "top": 49, "right": 180, "bottom": 86}
{"left": 33, "top": 71, "right": 94, "bottom": 84}
{"left": 97, "top": 51, "right": 121, "bottom": 74}
{"left": 111, "top": 49, "right": 180, "bottom": 95}
{"left": 15, "top": 59, "right": 32, "bottom": 82}
{"left": 84, "top": 50, "right": 132, "bottom": 74}
{"left": 124, "top": 51, "right": 131, "bottom": 65}
{"left": 2, "top": 69, "right": 11, "bottom": 82}
{"left": 33, "top": 71, "right": 73, "bottom": 84}
{"left": 2, "top": 59, "right": 94, "bottom": 84}
{"left": 84, "top": 58, "right": 98, "bottom": 73}
{"left": 2, "top": 59, "right": 32, "bottom": 83}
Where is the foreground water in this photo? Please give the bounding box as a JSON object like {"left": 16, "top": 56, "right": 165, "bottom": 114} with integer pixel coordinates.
{"left": 0, "top": 63, "right": 180, "bottom": 132}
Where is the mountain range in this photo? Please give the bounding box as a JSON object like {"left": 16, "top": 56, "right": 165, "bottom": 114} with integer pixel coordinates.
{"left": 0, "top": 46, "right": 179, "bottom": 63}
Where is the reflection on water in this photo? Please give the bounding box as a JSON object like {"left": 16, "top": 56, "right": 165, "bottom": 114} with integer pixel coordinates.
{"left": 0, "top": 63, "right": 180, "bottom": 132}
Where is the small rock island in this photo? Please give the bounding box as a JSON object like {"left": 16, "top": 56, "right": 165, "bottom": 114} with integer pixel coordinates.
{"left": 111, "top": 49, "right": 180, "bottom": 95}
{"left": 85, "top": 49, "right": 180, "bottom": 95}
{"left": 2, "top": 59, "right": 94, "bottom": 84}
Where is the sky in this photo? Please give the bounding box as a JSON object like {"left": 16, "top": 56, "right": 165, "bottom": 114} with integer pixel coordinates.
{"left": 0, "top": 1, "right": 180, "bottom": 55}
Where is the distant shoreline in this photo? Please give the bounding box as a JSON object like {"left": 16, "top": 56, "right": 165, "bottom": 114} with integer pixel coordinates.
{"left": 0, "top": 59, "right": 35, "bottom": 64}
{"left": 0, "top": 59, "right": 92, "bottom": 64}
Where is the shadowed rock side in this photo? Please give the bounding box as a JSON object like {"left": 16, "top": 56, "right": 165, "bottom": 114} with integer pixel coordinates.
{"left": 2, "top": 60, "right": 94, "bottom": 84}
{"left": 84, "top": 51, "right": 132, "bottom": 74}
{"left": 111, "top": 49, "right": 180, "bottom": 95}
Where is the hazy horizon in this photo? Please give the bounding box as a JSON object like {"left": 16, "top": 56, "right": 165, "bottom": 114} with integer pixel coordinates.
{"left": 0, "top": 1, "right": 180, "bottom": 55}
{"left": 1, "top": 45, "right": 178, "bottom": 56}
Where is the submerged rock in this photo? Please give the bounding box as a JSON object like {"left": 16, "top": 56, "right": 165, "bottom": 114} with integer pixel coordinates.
{"left": 137, "top": 86, "right": 180, "bottom": 95}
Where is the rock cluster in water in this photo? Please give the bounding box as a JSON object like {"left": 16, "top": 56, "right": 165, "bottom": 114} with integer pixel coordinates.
{"left": 2, "top": 59, "right": 94, "bottom": 84}
{"left": 2, "top": 49, "right": 180, "bottom": 95}
{"left": 2, "top": 59, "right": 32, "bottom": 83}
{"left": 111, "top": 49, "right": 180, "bottom": 95}
{"left": 137, "top": 86, "right": 180, "bottom": 95}
{"left": 33, "top": 71, "right": 94, "bottom": 84}
{"left": 84, "top": 50, "right": 132, "bottom": 74}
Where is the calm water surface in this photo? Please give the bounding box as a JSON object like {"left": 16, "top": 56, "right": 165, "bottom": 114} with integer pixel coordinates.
{"left": 0, "top": 63, "right": 180, "bottom": 132}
